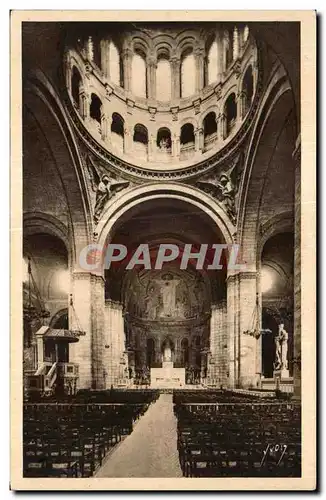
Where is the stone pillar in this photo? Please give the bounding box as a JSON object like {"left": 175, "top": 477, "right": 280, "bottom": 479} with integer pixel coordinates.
{"left": 233, "top": 27, "right": 239, "bottom": 61}
{"left": 216, "top": 31, "right": 224, "bottom": 79}
{"left": 209, "top": 301, "right": 227, "bottom": 386}
{"left": 238, "top": 271, "right": 259, "bottom": 388}
{"left": 227, "top": 274, "right": 238, "bottom": 388}
{"left": 172, "top": 135, "right": 180, "bottom": 158}
{"left": 147, "top": 57, "right": 157, "bottom": 100}
{"left": 124, "top": 125, "right": 133, "bottom": 154}
{"left": 100, "top": 112, "right": 106, "bottom": 141}
{"left": 100, "top": 39, "right": 110, "bottom": 78}
{"left": 91, "top": 276, "right": 105, "bottom": 389}
{"left": 171, "top": 57, "right": 181, "bottom": 100}
{"left": 293, "top": 136, "right": 301, "bottom": 399}
{"left": 87, "top": 36, "right": 94, "bottom": 62}
{"left": 195, "top": 127, "right": 203, "bottom": 152}
{"left": 195, "top": 48, "right": 205, "bottom": 93}
{"left": 69, "top": 272, "right": 93, "bottom": 389}
{"left": 222, "top": 31, "right": 229, "bottom": 72}
{"left": 79, "top": 89, "right": 87, "bottom": 120}
{"left": 219, "top": 113, "right": 226, "bottom": 141}
{"left": 104, "top": 300, "right": 125, "bottom": 387}
{"left": 122, "top": 48, "right": 132, "bottom": 92}
{"left": 148, "top": 134, "right": 155, "bottom": 161}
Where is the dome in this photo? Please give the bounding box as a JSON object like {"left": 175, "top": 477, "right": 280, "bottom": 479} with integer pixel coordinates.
{"left": 64, "top": 23, "right": 258, "bottom": 173}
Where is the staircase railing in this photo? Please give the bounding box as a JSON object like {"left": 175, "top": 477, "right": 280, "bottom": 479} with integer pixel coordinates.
{"left": 44, "top": 362, "right": 57, "bottom": 390}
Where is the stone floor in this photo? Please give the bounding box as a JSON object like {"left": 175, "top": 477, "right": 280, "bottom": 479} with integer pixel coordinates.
{"left": 95, "top": 393, "right": 183, "bottom": 478}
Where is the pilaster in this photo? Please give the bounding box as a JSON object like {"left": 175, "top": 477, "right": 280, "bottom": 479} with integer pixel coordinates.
{"left": 293, "top": 136, "right": 301, "bottom": 399}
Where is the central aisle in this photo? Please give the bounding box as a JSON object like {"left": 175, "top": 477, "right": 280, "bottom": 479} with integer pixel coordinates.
{"left": 95, "top": 393, "right": 183, "bottom": 478}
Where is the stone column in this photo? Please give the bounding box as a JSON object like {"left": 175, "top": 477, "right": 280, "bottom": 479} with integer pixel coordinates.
{"left": 195, "top": 127, "right": 203, "bottom": 152}
{"left": 79, "top": 89, "right": 88, "bottom": 120}
{"left": 227, "top": 274, "right": 238, "bottom": 388}
{"left": 171, "top": 57, "right": 181, "bottom": 100}
{"left": 293, "top": 136, "right": 301, "bottom": 399}
{"left": 122, "top": 48, "right": 132, "bottom": 92}
{"left": 100, "top": 112, "right": 106, "bottom": 141}
{"left": 209, "top": 301, "right": 228, "bottom": 386}
{"left": 90, "top": 275, "right": 105, "bottom": 389}
{"left": 100, "top": 39, "right": 110, "bottom": 78}
{"left": 69, "top": 272, "right": 93, "bottom": 389}
{"left": 104, "top": 300, "right": 125, "bottom": 387}
{"left": 172, "top": 134, "right": 180, "bottom": 158}
{"left": 219, "top": 113, "right": 226, "bottom": 141}
{"left": 233, "top": 27, "right": 239, "bottom": 61}
{"left": 222, "top": 31, "right": 229, "bottom": 72}
{"left": 195, "top": 48, "right": 205, "bottom": 93}
{"left": 147, "top": 57, "right": 157, "bottom": 100}
{"left": 124, "top": 125, "right": 133, "bottom": 154}
{"left": 238, "top": 271, "right": 259, "bottom": 388}
{"left": 87, "top": 36, "right": 94, "bottom": 62}
{"left": 148, "top": 134, "right": 155, "bottom": 161}
{"left": 216, "top": 31, "right": 224, "bottom": 79}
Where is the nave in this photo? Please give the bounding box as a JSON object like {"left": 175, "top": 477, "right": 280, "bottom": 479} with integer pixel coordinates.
{"left": 23, "top": 389, "right": 301, "bottom": 478}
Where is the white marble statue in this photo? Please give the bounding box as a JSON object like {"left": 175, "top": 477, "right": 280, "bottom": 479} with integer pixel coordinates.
{"left": 274, "top": 323, "right": 289, "bottom": 371}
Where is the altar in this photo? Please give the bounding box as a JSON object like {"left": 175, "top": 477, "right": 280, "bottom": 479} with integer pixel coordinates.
{"left": 151, "top": 361, "right": 185, "bottom": 389}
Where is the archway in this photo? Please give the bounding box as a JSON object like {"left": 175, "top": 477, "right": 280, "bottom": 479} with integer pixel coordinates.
{"left": 260, "top": 232, "right": 294, "bottom": 380}
{"left": 101, "top": 195, "right": 230, "bottom": 388}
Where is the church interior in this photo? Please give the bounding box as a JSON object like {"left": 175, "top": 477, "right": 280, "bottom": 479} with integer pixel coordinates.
{"left": 22, "top": 20, "right": 301, "bottom": 478}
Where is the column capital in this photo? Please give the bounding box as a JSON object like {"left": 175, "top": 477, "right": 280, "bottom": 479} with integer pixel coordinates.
{"left": 146, "top": 55, "right": 157, "bottom": 67}
{"left": 122, "top": 47, "right": 133, "bottom": 59}
{"left": 194, "top": 47, "right": 205, "bottom": 57}
{"left": 170, "top": 56, "right": 181, "bottom": 66}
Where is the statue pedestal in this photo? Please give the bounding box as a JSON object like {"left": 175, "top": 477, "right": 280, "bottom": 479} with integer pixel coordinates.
{"left": 274, "top": 368, "right": 290, "bottom": 380}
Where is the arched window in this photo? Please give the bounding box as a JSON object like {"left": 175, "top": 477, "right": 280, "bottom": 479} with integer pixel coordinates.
{"left": 71, "top": 66, "right": 82, "bottom": 109}
{"left": 111, "top": 113, "right": 124, "bottom": 153}
{"left": 156, "top": 127, "right": 171, "bottom": 152}
{"left": 224, "top": 93, "right": 237, "bottom": 137}
{"left": 156, "top": 57, "right": 171, "bottom": 102}
{"left": 207, "top": 40, "right": 218, "bottom": 85}
{"left": 131, "top": 51, "right": 147, "bottom": 98}
{"left": 133, "top": 124, "right": 148, "bottom": 160}
{"left": 109, "top": 40, "right": 121, "bottom": 86}
{"left": 146, "top": 338, "right": 155, "bottom": 368}
{"left": 180, "top": 123, "right": 195, "bottom": 160}
{"left": 181, "top": 338, "right": 189, "bottom": 366}
{"left": 203, "top": 112, "right": 217, "bottom": 150}
{"left": 90, "top": 93, "right": 102, "bottom": 124}
{"left": 180, "top": 123, "right": 195, "bottom": 146}
{"left": 181, "top": 49, "right": 196, "bottom": 98}
{"left": 242, "top": 65, "right": 254, "bottom": 116}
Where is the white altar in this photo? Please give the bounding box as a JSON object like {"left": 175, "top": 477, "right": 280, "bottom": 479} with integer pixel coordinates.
{"left": 151, "top": 361, "right": 185, "bottom": 389}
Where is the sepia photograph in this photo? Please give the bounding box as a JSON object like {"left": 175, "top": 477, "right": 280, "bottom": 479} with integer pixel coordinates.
{"left": 10, "top": 10, "right": 316, "bottom": 491}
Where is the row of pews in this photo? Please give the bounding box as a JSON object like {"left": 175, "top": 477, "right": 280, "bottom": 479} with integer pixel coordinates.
{"left": 173, "top": 390, "right": 301, "bottom": 478}
{"left": 23, "top": 390, "right": 159, "bottom": 478}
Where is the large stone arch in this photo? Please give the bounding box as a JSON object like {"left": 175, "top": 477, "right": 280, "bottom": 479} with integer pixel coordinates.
{"left": 237, "top": 64, "right": 295, "bottom": 269}
{"left": 23, "top": 70, "right": 93, "bottom": 271}
{"left": 97, "top": 183, "right": 235, "bottom": 261}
